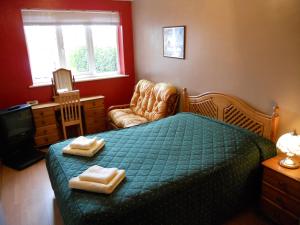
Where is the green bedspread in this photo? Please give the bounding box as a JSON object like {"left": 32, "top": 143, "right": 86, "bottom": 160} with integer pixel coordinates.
{"left": 46, "top": 112, "right": 276, "bottom": 225}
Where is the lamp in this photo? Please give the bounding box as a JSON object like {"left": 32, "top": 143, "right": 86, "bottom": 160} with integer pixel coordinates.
{"left": 276, "top": 130, "right": 300, "bottom": 169}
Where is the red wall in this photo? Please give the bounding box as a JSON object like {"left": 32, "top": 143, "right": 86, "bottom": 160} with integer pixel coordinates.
{"left": 0, "top": 0, "right": 135, "bottom": 109}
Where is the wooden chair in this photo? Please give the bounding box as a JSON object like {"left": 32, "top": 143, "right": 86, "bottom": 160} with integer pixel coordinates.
{"left": 58, "top": 90, "right": 83, "bottom": 139}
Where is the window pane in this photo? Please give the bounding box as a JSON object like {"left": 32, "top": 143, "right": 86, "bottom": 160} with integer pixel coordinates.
{"left": 91, "top": 25, "right": 119, "bottom": 73}
{"left": 24, "top": 26, "right": 60, "bottom": 84}
{"left": 62, "top": 25, "right": 89, "bottom": 74}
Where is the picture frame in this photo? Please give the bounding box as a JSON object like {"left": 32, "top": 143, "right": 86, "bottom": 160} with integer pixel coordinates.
{"left": 163, "top": 26, "right": 185, "bottom": 59}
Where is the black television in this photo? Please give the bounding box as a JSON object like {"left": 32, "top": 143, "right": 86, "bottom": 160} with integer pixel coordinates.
{"left": 0, "top": 104, "right": 44, "bottom": 170}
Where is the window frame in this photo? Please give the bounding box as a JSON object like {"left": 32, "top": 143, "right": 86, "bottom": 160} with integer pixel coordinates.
{"left": 22, "top": 10, "right": 124, "bottom": 86}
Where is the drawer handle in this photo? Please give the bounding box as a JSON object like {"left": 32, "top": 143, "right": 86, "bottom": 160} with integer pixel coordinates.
{"left": 44, "top": 137, "right": 49, "bottom": 142}
{"left": 40, "top": 111, "right": 44, "bottom": 116}
{"left": 92, "top": 102, "right": 96, "bottom": 106}
{"left": 278, "top": 181, "right": 287, "bottom": 191}
{"left": 43, "top": 130, "right": 48, "bottom": 135}
{"left": 275, "top": 196, "right": 285, "bottom": 207}
{"left": 41, "top": 120, "right": 46, "bottom": 125}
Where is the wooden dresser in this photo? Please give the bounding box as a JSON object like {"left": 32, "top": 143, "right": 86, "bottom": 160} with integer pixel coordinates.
{"left": 32, "top": 103, "right": 61, "bottom": 147}
{"left": 31, "top": 95, "right": 105, "bottom": 147}
{"left": 261, "top": 155, "right": 300, "bottom": 225}
{"left": 81, "top": 96, "right": 106, "bottom": 134}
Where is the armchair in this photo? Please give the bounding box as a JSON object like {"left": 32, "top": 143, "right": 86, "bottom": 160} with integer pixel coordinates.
{"left": 108, "top": 80, "right": 178, "bottom": 129}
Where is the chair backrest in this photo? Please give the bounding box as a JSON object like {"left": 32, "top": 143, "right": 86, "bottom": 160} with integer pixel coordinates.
{"left": 59, "top": 90, "right": 81, "bottom": 123}
{"left": 130, "top": 80, "right": 178, "bottom": 121}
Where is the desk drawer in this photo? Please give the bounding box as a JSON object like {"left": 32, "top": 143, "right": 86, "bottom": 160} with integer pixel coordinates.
{"left": 35, "top": 125, "right": 59, "bottom": 137}
{"left": 262, "top": 182, "right": 300, "bottom": 216}
{"left": 261, "top": 197, "right": 298, "bottom": 225}
{"left": 263, "top": 167, "right": 300, "bottom": 200}
{"left": 85, "top": 124, "right": 105, "bottom": 134}
{"left": 84, "top": 108, "right": 105, "bottom": 118}
{"left": 35, "top": 133, "right": 60, "bottom": 146}
{"left": 34, "top": 116, "right": 56, "bottom": 127}
{"left": 83, "top": 99, "right": 104, "bottom": 109}
{"left": 33, "top": 108, "right": 55, "bottom": 119}
{"left": 86, "top": 118, "right": 105, "bottom": 127}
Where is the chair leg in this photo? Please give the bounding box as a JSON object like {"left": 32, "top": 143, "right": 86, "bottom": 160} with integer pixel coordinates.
{"left": 63, "top": 126, "right": 67, "bottom": 139}
{"left": 79, "top": 123, "right": 84, "bottom": 136}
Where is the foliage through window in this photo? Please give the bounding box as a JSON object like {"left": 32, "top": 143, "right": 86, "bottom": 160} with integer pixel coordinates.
{"left": 22, "top": 10, "right": 120, "bottom": 85}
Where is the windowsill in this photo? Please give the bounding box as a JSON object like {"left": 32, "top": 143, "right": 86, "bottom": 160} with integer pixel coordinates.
{"left": 29, "top": 74, "right": 129, "bottom": 88}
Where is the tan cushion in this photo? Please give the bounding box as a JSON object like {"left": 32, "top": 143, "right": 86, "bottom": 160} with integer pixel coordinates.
{"left": 130, "top": 80, "right": 177, "bottom": 121}
{"left": 130, "top": 80, "right": 154, "bottom": 117}
{"left": 143, "top": 82, "right": 177, "bottom": 120}
{"left": 108, "top": 108, "right": 148, "bottom": 128}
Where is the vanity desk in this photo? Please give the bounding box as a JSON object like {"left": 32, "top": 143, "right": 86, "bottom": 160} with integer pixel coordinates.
{"left": 31, "top": 95, "right": 105, "bottom": 147}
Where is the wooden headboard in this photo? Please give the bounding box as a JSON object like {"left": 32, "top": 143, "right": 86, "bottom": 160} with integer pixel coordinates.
{"left": 182, "top": 88, "right": 279, "bottom": 142}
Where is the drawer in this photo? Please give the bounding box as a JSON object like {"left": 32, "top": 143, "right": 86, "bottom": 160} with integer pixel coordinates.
{"left": 34, "top": 115, "right": 56, "bottom": 127}
{"left": 83, "top": 99, "right": 104, "bottom": 109}
{"left": 262, "top": 182, "right": 300, "bottom": 216}
{"left": 35, "top": 124, "right": 59, "bottom": 137}
{"left": 261, "top": 197, "right": 298, "bottom": 225}
{"left": 33, "top": 108, "right": 55, "bottom": 119}
{"left": 35, "top": 133, "right": 60, "bottom": 146}
{"left": 263, "top": 167, "right": 300, "bottom": 200}
{"left": 85, "top": 111, "right": 106, "bottom": 125}
{"left": 85, "top": 124, "right": 106, "bottom": 134}
{"left": 84, "top": 108, "right": 105, "bottom": 118}
{"left": 85, "top": 118, "right": 105, "bottom": 127}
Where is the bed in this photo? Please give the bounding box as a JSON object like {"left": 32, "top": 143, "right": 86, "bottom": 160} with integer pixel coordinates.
{"left": 46, "top": 91, "right": 279, "bottom": 225}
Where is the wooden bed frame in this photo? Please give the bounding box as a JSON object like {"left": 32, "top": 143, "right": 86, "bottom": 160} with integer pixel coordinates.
{"left": 182, "top": 88, "right": 279, "bottom": 142}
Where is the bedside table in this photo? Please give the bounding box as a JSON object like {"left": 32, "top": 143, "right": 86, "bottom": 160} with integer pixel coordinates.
{"left": 261, "top": 154, "right": 300, "bottom": 225}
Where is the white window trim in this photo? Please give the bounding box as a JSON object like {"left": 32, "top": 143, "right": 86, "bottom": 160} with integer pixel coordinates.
{"left": 56, "top": 26, "right": 66, "bottom": 67}
{"left": 29, "top": 73, "right": 129, "bottom": 88}
{"left": 86, "top": 26, "right": 96, "bottom": 75}
{"left": 25, "top": 24, "right": 122, "bottom": 85}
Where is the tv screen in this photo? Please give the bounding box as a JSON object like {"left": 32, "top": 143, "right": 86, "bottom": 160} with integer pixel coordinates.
{"left": 0, "top": 104, "right": 35, "bottom": 155}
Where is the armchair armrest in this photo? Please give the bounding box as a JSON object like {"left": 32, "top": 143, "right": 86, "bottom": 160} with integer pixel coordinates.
{"left": 107, "top": 104, "right": 130, "bottom": 112}
{"left": 107, "top": 104, "right": 130, "bottom": 129}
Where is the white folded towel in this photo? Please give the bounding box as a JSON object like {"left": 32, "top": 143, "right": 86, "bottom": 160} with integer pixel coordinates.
{"left": 69, "top": 169, "right": 126, "bottom": 194}
{"left": 63, "top": 139, "right": 105, "bottom": 157}
{"left": 70, "top": 136, "right": 97, "bottom": 150}
{"left": 79, "top": 165, "right": 118, "bottom": 184}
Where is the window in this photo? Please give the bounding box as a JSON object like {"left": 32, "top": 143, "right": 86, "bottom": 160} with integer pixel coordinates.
{"left": 22, "top": 10, "right": 121, "bottom": 85}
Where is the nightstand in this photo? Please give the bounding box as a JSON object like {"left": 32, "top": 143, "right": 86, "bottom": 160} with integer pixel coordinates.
{"left": 261, "top": 154, "right": 300, "bottom": 225}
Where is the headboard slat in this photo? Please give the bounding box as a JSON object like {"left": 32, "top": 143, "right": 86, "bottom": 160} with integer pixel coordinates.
{"left": 182, "top": 88, "right": 279, "bottom": 142}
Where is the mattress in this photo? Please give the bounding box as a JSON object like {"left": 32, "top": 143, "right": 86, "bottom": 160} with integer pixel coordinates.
{"left": 46, "top": 112, "right": 276, "bottom": 225}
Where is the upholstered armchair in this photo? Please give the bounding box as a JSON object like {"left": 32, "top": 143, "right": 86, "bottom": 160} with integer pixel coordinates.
{"left": 107, "top": 79, "right": 178, "bottom": 129}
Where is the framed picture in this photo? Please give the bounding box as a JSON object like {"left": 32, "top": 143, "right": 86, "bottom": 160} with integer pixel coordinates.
{"left": 163, "top": 26, "right": 185, "bottom": 59}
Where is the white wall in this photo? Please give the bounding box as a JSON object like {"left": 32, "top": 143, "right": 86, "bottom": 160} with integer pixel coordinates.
{"left": 132, "top": 0, "right": 300, "bottom": 137}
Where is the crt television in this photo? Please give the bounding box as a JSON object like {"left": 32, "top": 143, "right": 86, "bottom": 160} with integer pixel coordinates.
{"left": 0, "top": 104, "right": 35, "bottom": 157}
{"left": 0, "top": 104, "right": 43, "bottom": 169}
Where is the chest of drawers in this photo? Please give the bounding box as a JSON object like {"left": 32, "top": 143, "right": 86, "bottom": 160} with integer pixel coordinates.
{"left": 32, "top": 105, "right": 60, "bottom": 147}
{"left": 81, "top": 97, "right": 106, "bottom": 134}
{"left": 261, "top": 155, "right": 300, "bottom": 225}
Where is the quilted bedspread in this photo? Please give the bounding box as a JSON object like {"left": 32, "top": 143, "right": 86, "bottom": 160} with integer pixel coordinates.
{"left": 46, "top": 113, "right": 276, "bottom": 225}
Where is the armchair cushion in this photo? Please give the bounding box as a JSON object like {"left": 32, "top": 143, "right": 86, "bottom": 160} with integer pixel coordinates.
{"left": 108, "top": 108, "right": 148, "bottom": 128}
{"left": 108, "top": 79, "right": 178, "bottom": 128}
